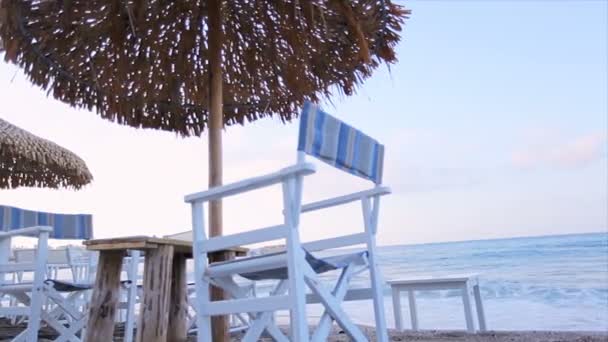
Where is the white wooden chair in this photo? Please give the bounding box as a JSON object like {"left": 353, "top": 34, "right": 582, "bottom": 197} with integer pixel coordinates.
{"left": 186, "top": 101, "right": 391, "bottom": 342}
{"left": 120, "top": 250, "right": 143, "bottom": 342}
{"left": 10, "top": 247, "right": 73, "bottom": 326}
{"left": 0, "top": 205, "right": 94, "bottom": 342}
{"left": 66, "top": 246, "right": 98, "bottom": 284}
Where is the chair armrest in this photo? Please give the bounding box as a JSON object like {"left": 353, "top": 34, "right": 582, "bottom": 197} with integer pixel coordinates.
{"left": 184, "top": 162, "right": 316, "bottom": 203}
{"left": 301, "top": 186, "right": 391, "bottom": 213}
{"left": 0, "top": 226, "right": 53, "bottom": 238}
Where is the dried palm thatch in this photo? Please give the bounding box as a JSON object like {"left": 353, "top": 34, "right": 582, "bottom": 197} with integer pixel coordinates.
{"left": 0, "top": 0, "right": 409, "bottom": 136}
{"left": 0, "top": 117, "right": 93, "bottom": 189}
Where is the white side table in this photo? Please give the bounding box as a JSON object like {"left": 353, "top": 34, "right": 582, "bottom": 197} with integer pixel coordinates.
{"left": 388, "top": 275, "right": 487, "bottom": 333}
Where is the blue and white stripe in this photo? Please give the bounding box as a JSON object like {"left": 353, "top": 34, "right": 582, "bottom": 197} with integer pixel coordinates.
{"left": 0, "top": 205, "right": 93, "bottom": 240}
{"left": 298, "top": 101, "right": 384, "bottom": 184}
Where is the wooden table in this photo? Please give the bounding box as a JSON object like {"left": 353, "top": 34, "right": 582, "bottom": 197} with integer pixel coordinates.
{"left": 83, "top": 236, "right": 247, "bottom": 342}
{"left": 388, "top": 275, "right": 487, "bottom": 333}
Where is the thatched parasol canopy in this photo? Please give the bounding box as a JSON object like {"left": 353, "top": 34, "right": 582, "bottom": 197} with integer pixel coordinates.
{"left": 0, "top": 0, "right": 408, "bottom": 136}
{"left": 1, "top": 2, "right": 408, "bottom": 338}
{"left": 0, "top": 117, "right": 93, "bottom": 189}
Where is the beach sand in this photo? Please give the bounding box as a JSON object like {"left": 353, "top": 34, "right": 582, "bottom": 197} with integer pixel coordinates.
{"left": 229, "top": 326, "right": 608, "bottom": 342}
{"left": 1, "top": 320, "right": 606, "bottom": 341}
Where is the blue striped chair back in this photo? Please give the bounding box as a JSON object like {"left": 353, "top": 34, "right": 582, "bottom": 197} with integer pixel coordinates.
{"left": 0, "top": 205, "right": 93, "bottom": 240}
{"left": 298, "top": 101, "right": 384, "bottom": 184}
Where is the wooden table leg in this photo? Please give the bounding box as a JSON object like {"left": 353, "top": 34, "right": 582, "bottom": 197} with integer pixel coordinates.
{"left": 473, "top": 283, "right": 487, "bottom": 332}
{"left": 209, "top": 250, "right": 235, "bottom": 341}
{"left": 85, "top": 250, "right": 123, "bottom": 342}
{"left": 391, "top": 287, "right": 403, "bottom": 331}
{"left": 462, "top": 283, "right": 475, "bottom": 333}
{"left": 136, "top": 245, "right": 174, "bottom": 342}
{"left": 168, "top": 253, "right": 188, "bottom": 342}
{"left": 408, "top": 290, "right": 419, "bottom": 331}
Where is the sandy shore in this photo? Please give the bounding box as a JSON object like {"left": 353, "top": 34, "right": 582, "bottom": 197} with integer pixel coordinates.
{"left": 1, "top": 321, "right": 606, "bottom": 341}
{"left": 228, "top": 326, "right": 608, "bottom": 342}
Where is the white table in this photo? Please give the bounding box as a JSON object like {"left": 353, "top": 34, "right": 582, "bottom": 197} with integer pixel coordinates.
{"left": 388, "top": 275, "right": 487, "bottom": 333}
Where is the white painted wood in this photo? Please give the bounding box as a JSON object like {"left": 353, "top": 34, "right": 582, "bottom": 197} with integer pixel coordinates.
{"left": 391, "top": 288, "right": 403, "bottom": 331}
{"left": 311, "top": 264, "right": 357, "bottom": 341}
{"left": 473, "top": 284, "right": 487, "bottom": 332}
{"left": 390, "top": 282, "right": 476, "bottom": 291}
{"left": 185, "top": 163, "right": 316, "bottom": 203}
{"left": 191, "top": 201, "right": 212, "bottom": 342}
{"left": 283, "top": 177, "right": 309, "bottom": 342}
{"left": 389, "top": 275, "right": 486, "bottom": 333}
{"left": 306, "top": 287, "right": 374, "bottom": 303}
{"left": 362, "top": 197, "right": 389, "bottom": 342}
{"left": 0, "top": 263, "right": 37, "bottom": 273}
{"left": 207, "top": 251, "right": 288, "bottom": 278}
{"left": 407, "top": 290, "right": 419, "bottom": 331}
{"left": 0, "top": 226, "right": 53, "bottom": 238}
{"left": 199, "top": 224, "right": 287, "bottom": 253}
{"left": 242, "top": 280, "right": 289, "bottom": 342}
{"left": 211, "top": 277, "right": 252, "bottom": 299}
{"left": 303, "top": 266, "right": 367, "bottom": 342}
{"left": 0, "top": 227, "right": 87, "bottom": 342}
{"left": 202, "top": 295, "right": 291, "bottom": 316}
{"left": 124, "top": 250, "right": 141, "bottom": 342}
{"left": 185, "top": 113, "right": 393, "bottom": 341}
{"left": 462, "top": 283, "right": 475, "bottom": 333}
{"left": 0, "top": 235, "right": 12, "bottom": 286}
{"left": 302, "top": 233, "right": 367, "bottom": 252}
{"left": 41, "top": 284, "right": 88, "bottom": 342}
{"left": 301, "top": 186, "right": 391, "bottom": 213}
{"left": 26, "top": 230, "right": 48, "bottom": 342}
{"left": 388, "top": 275, "right": 479, "bottom": 286}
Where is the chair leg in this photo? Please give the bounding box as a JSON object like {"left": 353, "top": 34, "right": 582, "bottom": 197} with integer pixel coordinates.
{"left": 26, "top": 231, "right": 49, "bottom": 342}
{"left": 195, "top": 278, "right": 213, "bottom": 342}
{"left": 285, "top": 245, "right": 309, "bottom": 342}
{"left": 367, "top": 244, "right": 389, "bottom": 342}
{"left": 303, "top": 264, "right": 367, "bottom": 342}
{"left": 283, "top": 178, "right": 309, "bottom": 342}
{"left": 362, "top": 197, "right": 389, "bottom": 342}
{"left": 14, "top": 291, "right": 41, "bottom": 342}
{"left": 311, "top": 264, "right": 357, "bottom": 341}
{"left": 242, "top": 281, "right": 289, "bottom": 342}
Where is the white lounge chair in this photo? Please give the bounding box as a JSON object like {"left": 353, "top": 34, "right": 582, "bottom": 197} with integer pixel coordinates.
{"left": 0, "top": 205, "right": 94, "bottom": 342}
{"left": 186, "top": 101, "right": 391, "bottom": 342}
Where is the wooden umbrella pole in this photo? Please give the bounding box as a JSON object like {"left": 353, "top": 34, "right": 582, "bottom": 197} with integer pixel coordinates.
{"left": 207, "top": 0, "right": 229, "bottom": 341}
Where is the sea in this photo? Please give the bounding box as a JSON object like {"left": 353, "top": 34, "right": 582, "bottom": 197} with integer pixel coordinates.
{"left": 266, "top": 232, "right": 608, "bottom": 332}
{"left": 22, "top": 232, "right": 607, "bottom": 332}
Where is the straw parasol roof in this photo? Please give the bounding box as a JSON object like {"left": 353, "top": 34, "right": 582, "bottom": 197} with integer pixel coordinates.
{"left": 0, "top": 117, "right": 93, "bottom": 189}
{"left": 1, "top": 3, "right": 408, "bottom": 337}
{"left": 0, "top": 0, "right": 409, "bottom": 136}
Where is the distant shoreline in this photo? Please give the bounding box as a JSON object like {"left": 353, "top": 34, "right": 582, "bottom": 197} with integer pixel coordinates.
{"left": 380, "top": 230, "right": 607, "bottom": 248}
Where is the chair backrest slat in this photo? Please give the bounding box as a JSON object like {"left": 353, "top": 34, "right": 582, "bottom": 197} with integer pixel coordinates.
{"left": 0, "top": 205, "right": 93, "bottom": 240}
{"left": 298, "top": 101, "right": 384, "bottom": 184}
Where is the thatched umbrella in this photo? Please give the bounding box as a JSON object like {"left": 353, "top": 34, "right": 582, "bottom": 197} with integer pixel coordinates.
{"left": 0, "top": 117, "right": 93, "bottom": 189}
{"left": 0, "top": 1, "right": 409, "bottom": 339}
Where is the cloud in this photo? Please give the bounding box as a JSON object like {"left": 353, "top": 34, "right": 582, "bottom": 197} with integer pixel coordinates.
{"left": 511, "top": 132, "right": 607, "bottom": 169}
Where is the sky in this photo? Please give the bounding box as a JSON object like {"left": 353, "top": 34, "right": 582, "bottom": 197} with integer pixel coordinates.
{"left": 0, "top": 1, "right": 606, "bottom": 246}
